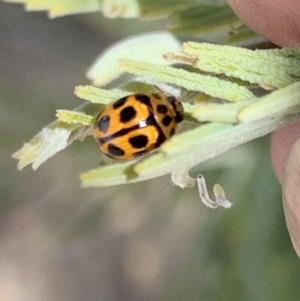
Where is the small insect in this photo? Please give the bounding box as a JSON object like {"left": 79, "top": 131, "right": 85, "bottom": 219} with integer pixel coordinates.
{"left": 93, "top": 91, "right": 184, "bottom": 160}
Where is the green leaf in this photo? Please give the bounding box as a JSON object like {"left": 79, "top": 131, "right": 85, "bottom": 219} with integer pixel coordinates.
{"left": 119, "top": 59, "right": 254, "bottom": 101}
{"left": 167, "top": 4, "right": 240, "bottom": 34}
{"left": 12, "top": 102, "right": 99, "bottom": 170}
{"left": 167, "top": 42, "right": 300, "bottom": 88}
{"left": 226, "top": 24, "right": 257, "bottom": 44}
{"left": 4, "top": 0, "right": 101, "bottom": 18}
{"left": 80, "top": 110, "right": 300, "bottom": 187}
{"left": 87, "top": 32, "right": 182, "bottom": 86}
{"left": 138, "top": 0, "right": 195, "bottom": 18}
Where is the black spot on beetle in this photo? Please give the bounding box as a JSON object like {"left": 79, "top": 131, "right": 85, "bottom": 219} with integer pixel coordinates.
{"left": 175, "top": 103, "right": 184, "bottom": 123}
{"left": 154, "top": 131, "right": 166, "bottom": 148}
{"left": 170, "top": 128, "right": 175, "bottom": 136}
{"left": 108, "top": 144, "right": 125, "bottom": 156}
{"left": 176, "top": 114, "right": 183, "bottom": 123}
{"left": 157, "top": 104, "right": 168, "bottom": 114}
{"left": 113, "top": 97, "right": 127, "bottom": 109}
{"left": 129, "top": 135, "right": 148, "bottom": 149}
{"left": 166, "top": 95, "right": 177, "bottom": 105}
{"left": 120, "top": 106, "right": 137, "bottom": 123}
{"left": 135, "top": 94, "right": 151, "bottom": 106}
{"left": 99, "top": 124, "right": 141, "bottom": 144}
{"left": 162, "top": 115, "right": 172, "bottom": 127}
{"left": 98, "top": 115, "right": 110, "bottom": 133}
{"left": 166, "top": 96, "right": 184, "bottom": 123}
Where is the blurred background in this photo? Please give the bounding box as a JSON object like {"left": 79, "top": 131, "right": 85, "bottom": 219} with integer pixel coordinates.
{"left": 1, "top": 2, "right": 300, "bottom": 301}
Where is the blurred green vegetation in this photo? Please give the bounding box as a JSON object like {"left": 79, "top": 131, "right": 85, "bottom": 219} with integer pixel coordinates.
{"left": 0, "top": 2, "right": 299, "bottom": 301}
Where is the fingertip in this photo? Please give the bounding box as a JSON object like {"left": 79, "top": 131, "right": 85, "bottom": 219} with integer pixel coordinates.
{"left": 271, "top": 122, "right": 300, "bottom": 182}
{"left": 282, "top": 137, "right": 300, "bottom": 258}
{"left": 226, "top": 0, "right": 300, "bottom": 46}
